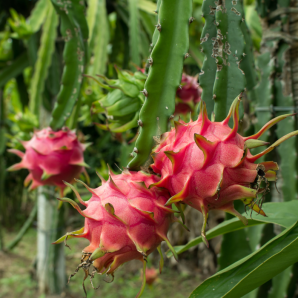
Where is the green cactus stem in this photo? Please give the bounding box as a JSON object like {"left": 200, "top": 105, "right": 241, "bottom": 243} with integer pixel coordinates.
{"left": 240, "top": 13, "right": 258, "bottom": 96}
{"left": 212, "top": 0, "right": 246, "bottom": 121}
{"left": 128, "top": 0, "right": 192, "bottom": 170}
{"left": 275, "top": 44, "right": 297, "bottom": 201}
{"left": 29, "top": 1, "right": 58, "bottom": 120}
{"left": 199, "top": 0, "right": 217, "bottom": 117}
{"left": 49, "top": 0, "right": 88, "bottom": 130}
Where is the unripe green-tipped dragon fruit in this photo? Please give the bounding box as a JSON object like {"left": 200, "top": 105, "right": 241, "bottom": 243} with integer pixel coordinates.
{"left": 151, "top": 96, "right": 298, "bottom": 246}
{"left": 8, "top": 127, "right": 89, "bottom": 196}
{"left": 53, "top": 171, "right": 176, "bottom": 297}
{"left": 91, "top": 66, "right": 146, "bottom": 133}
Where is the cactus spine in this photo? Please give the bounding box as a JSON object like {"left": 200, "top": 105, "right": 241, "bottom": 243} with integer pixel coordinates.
{"left": 128, "top": 0, "right": 192, "bottom": 170}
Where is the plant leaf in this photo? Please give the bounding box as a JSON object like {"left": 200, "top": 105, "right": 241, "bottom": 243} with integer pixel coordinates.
{"left": 189, "top": 221, "right": 298, "bottom": 298}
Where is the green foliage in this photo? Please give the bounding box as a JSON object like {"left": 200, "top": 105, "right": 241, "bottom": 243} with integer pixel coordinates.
{"left": 0, "top": 53, "right": 29, "bottom": 89}
{"left": 190, "top": 221, "right": 298, "bottom": 298}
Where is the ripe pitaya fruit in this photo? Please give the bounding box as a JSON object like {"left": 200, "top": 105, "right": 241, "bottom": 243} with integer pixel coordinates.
{"left": 8, "top": 127, "right": 88, "bottom": 195}
{"left": 176, "top": 73, "right": 201, "bottom": 104}
{"left": 54, "top": 171, "right": 176, "bottom": 297}
{"left": 151, "top": 97, "right": 298, "bottom": 246}
{"left": 145, "top": 268, "right": 158, "bottom": 286}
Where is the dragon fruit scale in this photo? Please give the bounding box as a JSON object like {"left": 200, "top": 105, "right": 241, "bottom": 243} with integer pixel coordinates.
{"left": 8, "top": 127, "right": 89, "bottom": 196}
{"left": 151, "top": 96, "right": 298, "bottom": 246}
{"left": 53, "top": 170, "right": 176, "bottom": 297}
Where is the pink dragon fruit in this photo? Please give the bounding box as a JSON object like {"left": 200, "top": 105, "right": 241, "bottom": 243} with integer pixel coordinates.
{"left": 145, "top": 268, "right": 158, "bottom": 286}
{"left": 176, "top": 73, "right": 201, "bottom": 104}
{"left": 151, "top": 97, "right": 298, "bottom": 246}
{"left": 8, "top": 127, "right": 88, "bottom": 196}
{"left": 53, "top": 171, "right": 176, "bottom": 297}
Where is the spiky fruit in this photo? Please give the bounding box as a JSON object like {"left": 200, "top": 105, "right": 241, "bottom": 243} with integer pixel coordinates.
{"left": 145, "top": 268, "right": 158, "bottom": 286}
{"left": 8, "top": 127, "right": 88, "bottom": 195}
{"left": 151, "top": 97, "right": 298, "bottom": 246}
{"left": 176, "top": 73, "right": 201, "bottom": 103}
{"left": 53, "top": 171, "right": 176, "bottom": 297}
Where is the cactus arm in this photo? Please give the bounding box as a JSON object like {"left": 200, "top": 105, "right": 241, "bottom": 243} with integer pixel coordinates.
{"left": 29, "top": 2, "right": 58, "bottom": 119}
{"left": 86, "top": 0, "right": 109, "bottom": 75}
{"left": 49, "top": 0, "right": 88, "bottom": 130}
{"left": 0, "top": 53, "right": 29, "bottom": 89}
{"left": 254, "top": 51, "right": 275, "bottom": 136}
{"left": 213, "top": 1, "right": 246, "bottom": 121}
{"left": 67, "top": 0, "right": 109, "bottom": 129}
{"left": 128, "top": 0, "right": 192, "bottom": 170}
{"left": 241, "top": 16, "right": 258, "bottom": 94}
{"left": 128, "top": 0, "right": 141, "bottom": 67}
{"left": 199, "top": 0, "right": 217, "bottom": 117}
{"left": 27, "top": 0, "right": 49, "bottom": 33}
{"left": 275, "top": 44, "right": 297, "bottom": 201}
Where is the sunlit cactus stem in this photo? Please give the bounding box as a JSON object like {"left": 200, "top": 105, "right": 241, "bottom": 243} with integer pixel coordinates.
{"left": 128, "top": 0, "right": 193, "bottom": 170}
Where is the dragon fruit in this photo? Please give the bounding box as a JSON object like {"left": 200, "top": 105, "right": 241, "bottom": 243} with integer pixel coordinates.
{"left": 151, "top": 97, "right": 298, "bottom": 246}
{"left": 53, "top": 170, "right": 176, "bottom": 297}
{"left": 8, "top": 127, "right": 88, "bottom": 196}
{"left": 145, "top": 268, "right": 158, "bottom": 286}
{"left": 176, "top": 73, "right": 201, "bottom": 104}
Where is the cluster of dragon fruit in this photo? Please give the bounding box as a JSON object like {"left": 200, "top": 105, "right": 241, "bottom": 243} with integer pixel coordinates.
{"left": 9, "top": 73, "right": 297, "bottom": 297}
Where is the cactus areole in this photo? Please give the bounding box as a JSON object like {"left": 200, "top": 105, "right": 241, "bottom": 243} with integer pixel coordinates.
{"left": 150, "top": 97, "right": 298, "bottom": 246}
{"left": 8, "top": 127, "right": 88, "bottom": 195}
{"left": 54, "top": 171, "right": 176, "bottom": 297}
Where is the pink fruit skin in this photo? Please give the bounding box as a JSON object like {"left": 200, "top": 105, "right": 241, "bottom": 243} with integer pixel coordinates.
{"left": 8, "top": 127, "right": 87, "bottom": 194}
{"left": 151, "top": 98, "right": 296, "bottom": 234}
{"left": 145, "top": 268, "right": 158, "bottom": 285}
{"left": 176, "top": 73, "right": 201, "bottom": 103}
{"left": 56, "top": 171, "right": 173, "bottom": 276}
